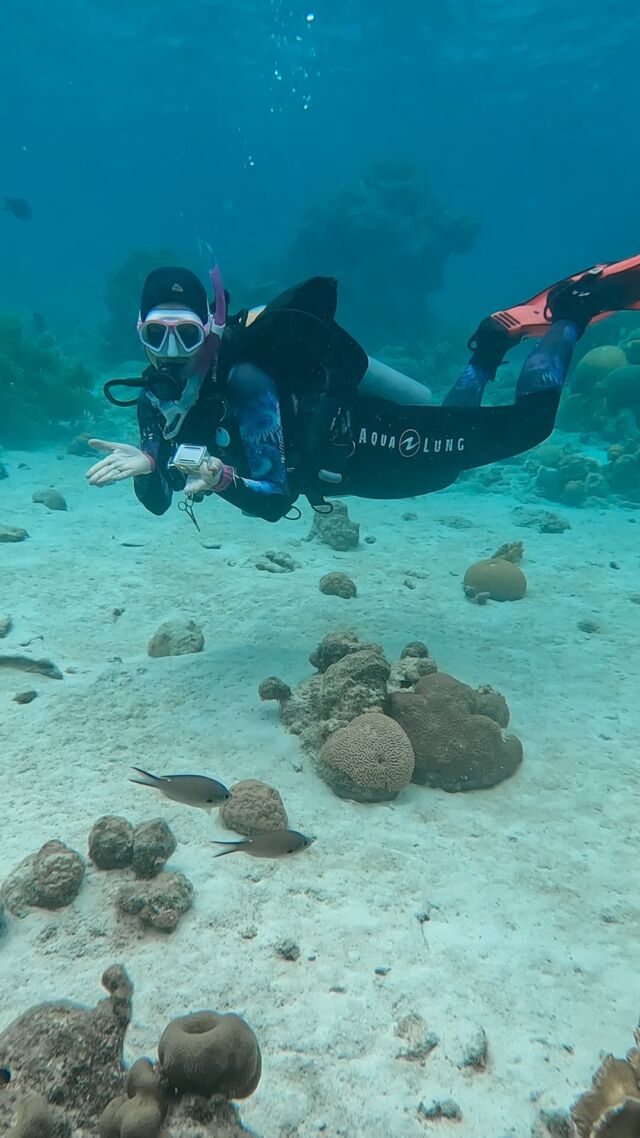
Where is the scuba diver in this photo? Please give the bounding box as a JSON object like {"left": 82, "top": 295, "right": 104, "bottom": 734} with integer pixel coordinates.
{"left": 86, "top": 257, "right": 640, "bottom": 523}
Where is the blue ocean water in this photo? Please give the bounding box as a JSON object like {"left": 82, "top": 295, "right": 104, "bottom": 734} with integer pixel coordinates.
{"left": 1, "top": 4, "right": 640, "bottom": 1137}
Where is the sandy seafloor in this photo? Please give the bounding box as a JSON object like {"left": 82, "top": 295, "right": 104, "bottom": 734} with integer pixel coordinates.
{"left": 0, "top": 441, "right": 639, "bottom": 1138}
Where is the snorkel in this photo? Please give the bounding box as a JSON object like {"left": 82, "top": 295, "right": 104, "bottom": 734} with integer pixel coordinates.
{"left": 103, "top": 264, "right": 228, "bottom": 440}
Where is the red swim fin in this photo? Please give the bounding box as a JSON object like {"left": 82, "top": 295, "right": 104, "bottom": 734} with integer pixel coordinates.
{"left": 469, "top": 255, "right": 640, "bottom": 349}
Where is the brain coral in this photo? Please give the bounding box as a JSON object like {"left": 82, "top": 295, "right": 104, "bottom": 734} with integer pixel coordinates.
{"left": 390, "top": 672, "right": 522, "bottom": 791}
{"left": 570, "top": 345, "right": 628, "bottom": 394}
{"left": 464, "top": 558, "right": 527, "bottom": 601}
{"left": 317, "top": 712, "right": 415, "bottom": 801}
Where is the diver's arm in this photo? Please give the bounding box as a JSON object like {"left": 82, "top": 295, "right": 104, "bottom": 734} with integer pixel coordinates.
{"left": 133, "top": 393, "right": 175, "bottom": 515}
{"left": 211, "top": 364, "right": 295, "bottom": 522}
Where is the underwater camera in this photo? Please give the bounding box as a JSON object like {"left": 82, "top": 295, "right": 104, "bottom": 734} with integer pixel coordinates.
{"left": 168, "top": 444, "right": 211, "bottom": 473}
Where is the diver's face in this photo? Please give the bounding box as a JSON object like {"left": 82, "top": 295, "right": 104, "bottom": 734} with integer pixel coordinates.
{"left": 138, "top": 303, "right": 208, "bottom": 368}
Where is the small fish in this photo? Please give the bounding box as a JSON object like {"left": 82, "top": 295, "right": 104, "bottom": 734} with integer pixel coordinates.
{"left": 32, "top": 311, "right": 47, "bottom": 334}
{"left": 0, "top": 1066, "right": 10, "bottom": 1087}
{"left": 129, "top": 767, "right": 230, "bottom": 809}
{"left": 4, "top": 197, "right": 32, "bottom": 220}
{"left": 212, "top": 829, "right": 313, "bottom": 859}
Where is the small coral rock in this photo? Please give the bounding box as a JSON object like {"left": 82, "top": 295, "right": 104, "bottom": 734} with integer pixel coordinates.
{"left": 319, "top": 647, "right": 390, "bottom": 722}
{"left": 158, "top": 1010, "right": 261, "bottom": 1099}
{"left": 32, "top": 489, "right": 67, "bottom": 511}
{"left": 492, "top": 541, "right": 524, "bottom": 563}
{"left": 561, "top": 479, "right": 587, "bottom": 508}
{"left": 67, "top": 432, "right": 95, "bottom": 456}
{"left": 131, "top": 820, "right": 176, "bottom": 879}
{"left": 319, "top": 571, "right": 357, "bottom": 598}
{"left": 390, "top": 673, "right": 522, "bottom": 791}
{"left": 0, "top": 525, "right": 28, "bottom": 542}
{"left": 473, "top": 685, "right": 510, "bottom": 728}
{"left": 255, "top": 550, "right": 297, "bottom": 573}
{"left": 220, "top": 780, "right": 288, "bottom": 836}
{"left": 116, "top": 871, "right": 192, "bottom": 932}
{"left": 99, "top": 1058, "right": 166, "bottom": 1138}
{"left": 400, "top": 641, "right": 430, "bottom": 659}
{"left": 88, "top": 816, "right": 134, "bottom": 870}
{"left": 7, "top": 1094, "right": 54, "bottom": 1138}
{"left": 309, "top": 630, "right": 362, "bottom": 672}
{"left": 147, "top": 618, "right": 204, "bottom": 658}
{"left": 317, "top": 712, "right": 414, "bottom": 802}
{"left": 2, "top": 840, "right": 84, "bottom": 915}
{"left": 309, "top": 500, "right": 359, "bottom": 550}
{"left": 388, "top": 655, "right": 437, "bottom": 692}
{"left": 258, "top": 676, "right": 292, "bottom": 702}
{"left": 463, "top": 558, "right": 527, "bottom": 601}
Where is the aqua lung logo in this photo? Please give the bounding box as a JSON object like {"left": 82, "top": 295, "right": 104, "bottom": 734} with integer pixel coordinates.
{"left": 399, "top": 429, "right": 421, "bottom": 457}
{"left": 358, "top": 427, "right": 465, "bottom": 456}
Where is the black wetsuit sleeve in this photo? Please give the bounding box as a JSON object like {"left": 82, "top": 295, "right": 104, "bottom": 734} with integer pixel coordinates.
{"left": 133, "top": 393, "right": 176, "bottom": 515}
{"left": 215, "top": 475, "right": 297, "bottom": 522}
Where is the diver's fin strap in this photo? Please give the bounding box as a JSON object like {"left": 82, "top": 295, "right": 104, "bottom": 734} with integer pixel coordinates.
{"left": 470, "top": 255, "right": 640, "bottom": 349}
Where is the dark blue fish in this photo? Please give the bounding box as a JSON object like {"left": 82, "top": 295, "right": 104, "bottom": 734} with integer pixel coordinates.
{"left": 4, "top": 197, "right": 32, "bottom": 220}
{"left": 0, "top": 1067, "right": 10, "bottom": 1087}
{"left": 32, "top": 312, "right": 47, "bottom": 334}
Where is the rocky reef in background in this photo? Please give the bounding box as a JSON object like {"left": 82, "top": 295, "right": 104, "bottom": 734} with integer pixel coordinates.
{"left": 282, "top": 160, "right": 479, "bottom": 348}
{"left": 0, "top": 315, "right": 97, "bottom": 447}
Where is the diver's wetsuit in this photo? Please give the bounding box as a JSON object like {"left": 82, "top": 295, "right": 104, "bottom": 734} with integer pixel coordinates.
{"left": 134, "top": 317, "right": 577, "bottom": 522}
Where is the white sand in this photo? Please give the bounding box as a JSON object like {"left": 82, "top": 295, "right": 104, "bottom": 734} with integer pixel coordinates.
{"left": 0, "top": 445, "right": 639, "bottom": 1137}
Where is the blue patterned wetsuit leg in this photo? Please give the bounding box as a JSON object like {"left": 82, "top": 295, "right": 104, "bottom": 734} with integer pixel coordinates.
{"left": 514, "top": 319, "right": 579, "bottom": 397}
{"left": 442, "top": 351, "right": 500, "bottom": 407}
{"left": 443, "top": 318, "right": 579, "bottom": 407}
{"left": 226, "top": 363, "right": 289, "bottom": 497}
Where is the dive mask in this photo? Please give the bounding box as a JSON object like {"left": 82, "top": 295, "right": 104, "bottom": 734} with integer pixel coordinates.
{"left": 137, "top": 309, "right": 208, "bottom": 357}
{"left": 104, "top": 265, "right": 228, "bottom": 440}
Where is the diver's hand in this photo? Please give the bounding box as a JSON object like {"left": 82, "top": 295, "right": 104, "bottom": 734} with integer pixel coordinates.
{"left": 85, "top": 440, "right": 153, "bottom": 486}
{"left": 185, "top": 457, "right": 224, "bottom": 497}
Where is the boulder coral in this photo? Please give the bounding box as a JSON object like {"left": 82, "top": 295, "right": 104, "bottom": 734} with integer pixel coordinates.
{"left": 308, "top": 500, "right": 359, "bottom": 550}
{"left": 317, "top": 712, "right": 415, "bottom": 802}
{"left": 262, "top": 632, "right": 522, "bottom": 797}
{"left": 116, "top": 871, "right": 193, "bottom": 933}
{"left": 270, "top": 632, "right": 396, "bottom": 751}
{"left": 390, "top": 673, "right": 522, "bottom": 791}
{"left": 88, "top": 816, "right": 135, "bottom": 871}
{"left": 220, "top": 779, "right": 288, "bottom": 836}
{"left": 158, "top": 1011, "right": 261, "bottom": 1100}
{"left": 570, "top": 345, "right": 628, "bottom": 394}
{"left": 463, "top": 558, "right": 527, "bottom": 602}
{"left": 99, "top": 1058, "right": 166, "bottom": 1138}
{"left": 1, "top": 841, "right": 84, "bottom": 916}
{"left": 7, "top": 1093, "right": 54, "bottom": 1138}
